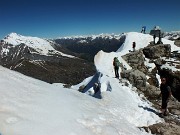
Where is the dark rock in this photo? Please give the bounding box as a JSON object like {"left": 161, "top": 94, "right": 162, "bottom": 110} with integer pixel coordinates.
{"left": 143, "top": 44, "right": 171, "bottom": 59}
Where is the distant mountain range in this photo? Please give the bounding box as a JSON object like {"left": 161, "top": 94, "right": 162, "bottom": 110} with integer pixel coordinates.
{"left": 53, "top": 31, "right": 180, "bottom": 60}
{"left": 0, "top": 31, "right": 179, "bottom": 84}
{"left": 53, "top": 33, "right": 126, "bottom": 61}
{"left": 0, "top": 33, "right": 96, "bottom": 84}
{"left": 163, "top": 31, "right": 180, "bottom": 40}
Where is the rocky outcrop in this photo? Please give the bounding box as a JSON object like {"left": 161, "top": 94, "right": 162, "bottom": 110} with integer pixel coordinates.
{"left": 143, "top": 121, "right": 180, "bottom": 135}
{"left": 122, "top": 50, "right": 148, "bottom": 73}
{"left": 121, "top": 69, "right": 147, "bottom": 89}
{"left": 156, "top": 68, "right": 180, "bottom": 101}
{"left": 121, "top": 43, "right": 180, "bottom": 135}
{"left": 143, "top": 44, "right": 171, "bottom": 59}
{"left": 175, "top": 39, "right": 180, "bottom": 47}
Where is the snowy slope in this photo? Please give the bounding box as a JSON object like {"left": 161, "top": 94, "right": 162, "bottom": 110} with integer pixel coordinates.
{"left": 94, "top": 50, "right": 132, "bottom": 76}
{"left": 117, "top": 32, "right": 179, "bottom": 55}
{"left": 0, "top": 64, "right": 162, "bottom": 135}
{"left": 1, "top": 32, "right": 172, "bottom": 135}
{"left": 2, "top": 33, "right": 74, "bottom": 57}
{"left": 116, "top": 32, "right": 180, "bottom": 74}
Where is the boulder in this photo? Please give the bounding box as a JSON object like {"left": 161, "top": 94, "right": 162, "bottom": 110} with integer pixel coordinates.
{"left": 122, "top": 50, "right": 148, "bottom": 73}
{"left": 143, "top": 44, "right": 171, "bottom": 59}
{"left": 121, "top": 69, "right": 147, "bottom": 89}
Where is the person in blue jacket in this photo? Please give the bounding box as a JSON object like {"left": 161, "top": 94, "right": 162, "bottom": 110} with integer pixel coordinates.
{"left": 141, "top": 26, "right": 146, "bottom": 34}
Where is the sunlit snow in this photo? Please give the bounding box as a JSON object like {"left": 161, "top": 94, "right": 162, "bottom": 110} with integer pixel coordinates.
{"left": 3, "top": 33, "right": 75, "bottom": 58}
{"left": 117, "top": 32, "right": 178, "bottom": 55}
{"left": 1, "top": 32, "right": 180, "bottom": 135}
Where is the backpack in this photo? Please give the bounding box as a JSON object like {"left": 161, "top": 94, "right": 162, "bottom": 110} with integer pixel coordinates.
{"left": 114, "top": 58, "right": 120, "bottom": 67}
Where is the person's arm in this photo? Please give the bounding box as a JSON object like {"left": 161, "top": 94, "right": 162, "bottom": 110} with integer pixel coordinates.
{"left": 167, "top": 86, "right": 172, "bottom": 97}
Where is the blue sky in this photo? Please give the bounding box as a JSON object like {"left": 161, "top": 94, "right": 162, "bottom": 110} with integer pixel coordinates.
{"left": 0, "top": 0, "right": 179, "bottom": 39}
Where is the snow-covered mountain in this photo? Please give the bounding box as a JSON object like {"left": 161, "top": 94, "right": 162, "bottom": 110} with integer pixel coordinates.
{"left": 117, "top": 32, "right": 179, "bottom": 55}
{"left": 53, "top": 33, "right": 125, "bottom": 61}
{"left": 0, "top": 32, "right": 180, "bottom": 135}
{"left": 0, "top": 33, "right": 95, "bottom": 84}
{"left": 1, "top": 32, "right": 74, "bottom": 57}
{"left": 163, "top": 31, "right": 180, "bottom": 40}
{"left": 3, "top": 32, "right": 54, "bottom": 54}
{"left": 57, "top": 33, "right": 123, "bottom": 40}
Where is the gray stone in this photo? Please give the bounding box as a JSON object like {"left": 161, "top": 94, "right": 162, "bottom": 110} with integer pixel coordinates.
{"left": 121, "top": 69, "right": 147, "bottom": 89}
{"left": 143, "top": 44, "right": 171, "bottom": 59}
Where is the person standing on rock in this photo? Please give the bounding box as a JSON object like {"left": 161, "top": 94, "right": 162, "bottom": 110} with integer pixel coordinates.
{"left": 153, "top": 34, "right": 156, "bottom": 44}
{"left": 113, "top": 57, "right": 120, "bottom": 79}
{"left": 141, "top": 26, "right": 146, "bottom": 34}
{"left": 159, "top": 77, "right": 172, "bottom": 117}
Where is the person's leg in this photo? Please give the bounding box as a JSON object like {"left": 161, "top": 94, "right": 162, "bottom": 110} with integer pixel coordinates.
{"left": 115, "top": 67, "right": 119, "bottom": 78}
{"left": 114, "top": 67, "right": 117, "bottom": 77}
{"left": 161, "top": 98, "right": 168, "bottom": 115}
{"left": 164, "top": 99, "right": 169, "bottom": 116}
{"left": 116, "top": 67, "right": 119, "bottom": 78}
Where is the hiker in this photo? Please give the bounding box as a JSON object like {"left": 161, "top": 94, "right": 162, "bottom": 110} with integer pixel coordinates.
{"left": 157, "top": 31, "right": 163, "bottom": 44}
{"left": 153, "top": 34, "right": 156, "bottom": 44}
{"left": 141, "top": 26, "right": 146, "bottom": 34}
{"left": 132, "top": 42, "right": 136, "bottom": 52}
{"left": 158, "top": 77, "right": 172, "bottom": 116}
{"left": 113, "top": 57, "right": 120, "bottom": 78}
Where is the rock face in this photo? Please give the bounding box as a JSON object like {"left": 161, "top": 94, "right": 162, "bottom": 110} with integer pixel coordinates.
{"left": 175, "top": 39, "right": 180, "bottom": 47}
{"left": 122, "top": 50, "right": 147, "bottom": 73}
{"left": 156, "top": 66, "right": 180, "bottom": 101}
{"left": 121, "top": 69, "right": 147, "bottom": 89}
{"left": 121, "top": 43, "right": 180, "bottom": 135}
{"left": 143, "top": 44, "right": 171, "bottom": 59}
{"left": 144, "top": 122, "right": 180, "bottom": 135}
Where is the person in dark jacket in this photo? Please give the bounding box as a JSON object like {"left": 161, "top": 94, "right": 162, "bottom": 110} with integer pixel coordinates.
{"left": 153, "top": 34, "right": 156, "bottom": 44}
{"left": 159, "top": 77, "right": 172, "bottom": 116}
{"left": 132, "top": 42, "right": 136, "bottom": 52}
{"left": 113, "top": 57, "right": 120, "bottom": 78}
